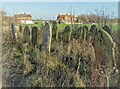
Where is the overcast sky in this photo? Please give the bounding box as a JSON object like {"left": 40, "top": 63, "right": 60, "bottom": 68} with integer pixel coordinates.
{"left": 1, "top": 2, "right": 118, "bottom": 20}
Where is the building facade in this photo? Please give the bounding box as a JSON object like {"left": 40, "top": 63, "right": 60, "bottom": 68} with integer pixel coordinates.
{"left": 15, "top": 13, "right": 33, "bottom": 24}
{"left": 57, "top": 13, "right": 78, "bottom": 24}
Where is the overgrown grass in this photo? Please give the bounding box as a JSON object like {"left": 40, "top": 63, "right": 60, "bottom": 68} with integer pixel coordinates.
{"left": 2, "top": 22, "right": 120, "bottom": 87}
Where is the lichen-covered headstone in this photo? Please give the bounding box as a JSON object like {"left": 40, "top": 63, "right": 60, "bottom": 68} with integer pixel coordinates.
{"left": 42, "top": 23, "right": 52, "bottom": 53}
{"left": 31, "top": 26, "right": 38, "bottom": 47}
{"left": 23, "top": 26, "right": 30, "bottom": 44}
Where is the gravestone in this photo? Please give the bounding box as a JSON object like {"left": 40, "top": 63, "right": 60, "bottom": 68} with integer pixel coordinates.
{"left": 91, "top": 28, "right": 116, "bottom": 68}
{"left": 90, "top": 26, "right": 116, "bottom": 86}
{"left": 52, "top": 21, "right": 58, "bottom": 40}
{"left": 62, "top": 26, "right": 72, "bottom": 56}
{"left": 31, "top": 26, "right": 38, "bottom": 47}
{"left": 73, "top": 24, "right": 79, "bottom": 30}
{"left": 71, "top": 25, "right": 82, "bottom": 40}
{"left": 103, "top": 25, "right": 111, "bottom": 35}
{"left": 17, "top": 25, "right": 23, "bottom": 42}
{"left": 79, "top": 25, "right": 88, "bottom": 43}
{"left": 37, "top": 27, "right": 42, "bottom": 47}
{"left": 77, "top": 26, "right": 83, "bottom": 40}
{"left": 82, "top": 25, "right": 88, "bottom": 39}
{"left": 41, "top": 23, "right": 52, "bottom": 53}
{"left": 90, "top": 25, "right": 98, "bottom": 43}
{"left": 78, "top": 26, "right": 82, "bottom": 32}
{"left": 62, "top": 26, "right": 71, "bottom": 43}
{"left": 11, "top": 23, "right": 17, "bottom": 42}
{"left": 19, "top": 25, "right": 23, "bottom": 33}
{"left": 90, "top": 25, "right": 97, "bottom": 34}
{"left": 23, "top": 26, "right": 30, "bottom": 44}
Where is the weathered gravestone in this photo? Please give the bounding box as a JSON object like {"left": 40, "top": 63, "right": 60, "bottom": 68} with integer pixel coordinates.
{"left": 90, "top": 25, "right": 117, "bottom": 87}
{"left": 91, "top": 28, "right": 116, "bottom": 68}
{"left": 78, "top": 25, "right": 88, "bottom": 44}
{"left": 62, "top": 26, "right": 71, "bottom": 43}
{"left": 62, "top": 26, "right": 72, "bottom": 56}
{"left": 31, "top": 26, "right": 38, "bottom": 47}
{"left": 73, "top": 24, "right": 79, "bottom": 30}
{"left": 71, "top": 26, "right": 81, "bottom": 40}
{"left": 52, "top": 21, "right": 58, "bottom": 40}
{"left": 77, "top": 26, "right": 83, "bottom": 40}
{"left": 23, "top": 26, "right": 30, "bottom": 44}
{"left": 82, "top": 25, "right": 88, "bottom": 41}
{"left": 11, "top": 23, "right": 17, "bottom": 42}
{"left": 37, "top": 27, "right": 42, "bottom": 48}
{"left": 103, "top": 25, "right": 111, "bottom": 35}
{"left": 90, "top": 25, "right": 98, "bottom": 44}
{"left": 57, "top": 32, "right": 62, "bottom": 42}
{"left": 41, "top": 23, "right": 52, "bottom": 53}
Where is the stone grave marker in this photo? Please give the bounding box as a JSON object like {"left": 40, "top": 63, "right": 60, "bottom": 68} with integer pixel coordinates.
{"left": 23, "top": 26, "right": 30, "bottom": 44}
{"left": 41, "top": 23, "right": 52, "bottom": 53}
{"left": 31, "top": 26, "right": 38, "bottom": 47}
{"left": 11, "top": 23, "right": 17, "bottom": 42}
{"left": 62, "top": 26, "right": 71, "bottom": 43}
{"left": 90, "top": 25, "right": 98, "bottom": 43}
{"left": 103, "top": 25, "right": 111, "bottom": 35}
{"left": 19, "top": 25, "right": 23, "bottom": 33}
{"left": 52, "top": 21, "right": 58, "bottom": 40}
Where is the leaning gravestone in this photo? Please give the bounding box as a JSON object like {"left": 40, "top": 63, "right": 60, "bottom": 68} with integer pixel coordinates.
{"left": 41, "top": 23, "right": 52, "bottom": 53}
{"left": 32, "top": 26, "right": 38, "bottom": 47}
{"left": 90, "top": 26, "right": 116, "bottom": 86}
{"left": 91, "top": 28, "right": 116, "bottom": 68}
{"left": 23, "top": 26, "right": 30, "bottom": 44}
{"left": 11, "top": 23, "right": 17, "bottom": 42}
{"left": 102, "top": 25, "right": 111, "bottom": 35}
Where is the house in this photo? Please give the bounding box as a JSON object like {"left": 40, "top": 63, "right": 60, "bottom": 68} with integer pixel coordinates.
{"left": 15, "top": 13, "right": 33, "bottom": 24}
{"left": 57, "top": 13, "right": 78, "bottom": 24}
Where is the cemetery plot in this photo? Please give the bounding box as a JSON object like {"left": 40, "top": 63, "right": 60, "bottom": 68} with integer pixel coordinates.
{"left": 2, "top": 22, "right": 119, "bottom": 87}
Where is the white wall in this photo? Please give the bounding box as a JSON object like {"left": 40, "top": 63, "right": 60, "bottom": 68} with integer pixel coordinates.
{"left": 20, "top": 20, "right": 34, "bottom": 24}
